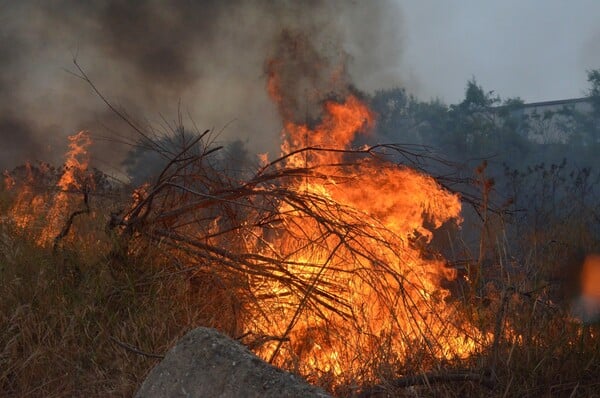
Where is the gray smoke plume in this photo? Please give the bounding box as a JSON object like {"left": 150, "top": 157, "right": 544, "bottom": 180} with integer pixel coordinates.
{"left": 0, "top": 0, "right": 405, "bottom": 175}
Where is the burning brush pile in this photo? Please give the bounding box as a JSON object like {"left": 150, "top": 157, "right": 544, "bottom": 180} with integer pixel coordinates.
{"left": 1, "top": 32, "right": 494, "bottom": 393}
{"left": 105, "top": 32, "right": 490, "bottom": 387}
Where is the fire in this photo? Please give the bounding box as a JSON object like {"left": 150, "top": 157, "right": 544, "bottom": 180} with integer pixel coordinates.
{"left": 5, "top": 162, "right": 46, "bottom": 230}
{"left": 280, "top": 95, "right": 374, "bottom": 168}
{"left": 38, "top": 131, "right": 92, "bottom": 246}
{"left": 3, "top": 170, "right": 15, "bottom": 190}
{"left": 1, "top": 66, "right": 488, "bottom": 385}
{"left": 245, "top": 74, "right": 488, "bottom": 382}
{"left": 5, "top": 131, "right": 92, "bottom": 246}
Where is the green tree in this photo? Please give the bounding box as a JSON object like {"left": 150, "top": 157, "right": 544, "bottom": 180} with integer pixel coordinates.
{"left": 446, "top": 78, "right": 500, "bottom": 154}
{"left": 369, "top": 88, "right": 451, "bottom": 149}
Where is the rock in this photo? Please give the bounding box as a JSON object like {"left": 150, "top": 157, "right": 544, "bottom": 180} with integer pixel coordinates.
{"left": 135, "top": 327, "right": 331, "bottom": 398}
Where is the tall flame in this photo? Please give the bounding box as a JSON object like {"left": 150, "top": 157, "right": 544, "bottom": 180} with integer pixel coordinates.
{"left": 247, "top": 67, "right": 487, "bottom": 383}
{"left": 38, "top": 131, "right": 92, "bottom": 246}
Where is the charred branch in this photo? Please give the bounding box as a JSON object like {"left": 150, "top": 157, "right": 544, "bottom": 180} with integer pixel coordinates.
{"left": 52, "top": 188, "right": 91, "bottom": 253}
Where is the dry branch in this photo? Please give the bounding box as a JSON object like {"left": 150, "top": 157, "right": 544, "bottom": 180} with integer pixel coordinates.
{"left": 109, "top": 336, "right": 165, "bottom": 359}
{"left": 52, "top": 189, "right": 91, "bottom": 253}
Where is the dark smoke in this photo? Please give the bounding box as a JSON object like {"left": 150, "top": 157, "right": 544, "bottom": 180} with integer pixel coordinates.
{"left": 0, "top": 0, "right": 405, "bottom": 174}
{"left": 0, "top": 117, "right": 44, "bottom": 167}
{"left": 266, "top": 29, "right": 352, "bottom": 124}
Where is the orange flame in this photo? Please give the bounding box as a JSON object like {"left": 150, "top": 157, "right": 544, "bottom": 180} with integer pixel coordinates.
{"left": 38, "top": 131, "right": 92, "bottom": 246}
{"left": 6, "top": 162, "right": 43, "bottom": 230}
{"left": 3, "top": 170, "right": 15, "bottom": 191}
{"left": 248, "top": 69, "right": 488, "bottom": 382}
{"left": 5, "top": 132, "right": 92, "bottom": 246}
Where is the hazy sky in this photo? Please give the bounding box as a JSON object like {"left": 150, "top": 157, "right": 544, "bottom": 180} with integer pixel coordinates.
{"left": 397, "top": 0, "right": 600, "bottom": 103}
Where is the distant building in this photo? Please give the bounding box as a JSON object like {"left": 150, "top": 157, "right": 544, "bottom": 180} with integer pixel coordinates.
{"left": 506, "top": 97, "right": 593, "bottom": 143}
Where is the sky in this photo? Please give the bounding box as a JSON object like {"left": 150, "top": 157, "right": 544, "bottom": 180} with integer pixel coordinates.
{"left": 397, "top": 0, "right": 600, "bottom": 103}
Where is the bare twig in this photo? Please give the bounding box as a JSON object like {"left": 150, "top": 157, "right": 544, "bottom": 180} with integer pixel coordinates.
{"left": 52, "top": 188, "right": 91, "bottom": 253}
{"left": 109, "top": 336, "right": 164, "bottom": 359}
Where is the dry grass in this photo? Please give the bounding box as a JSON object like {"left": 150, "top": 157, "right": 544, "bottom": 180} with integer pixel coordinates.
{"left": 1, "top": 152, "right": 599, "bottom": 397}
{"left": 0, "top": 220, "right": 223, "bottom": 397}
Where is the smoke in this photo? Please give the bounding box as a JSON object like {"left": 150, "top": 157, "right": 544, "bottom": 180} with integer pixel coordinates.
{"left": 0, "top": 0, "right": 405, "bottom": 173}
{"left": 266, "top": 29, "right": 352, "bottom": 124}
